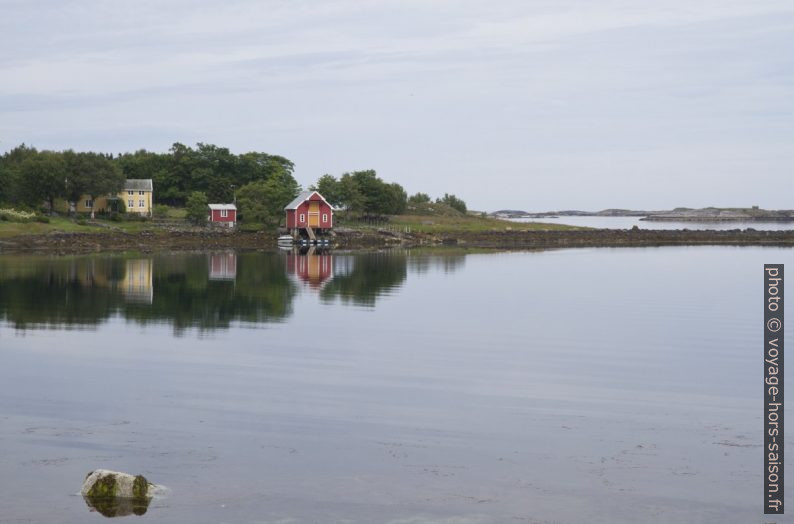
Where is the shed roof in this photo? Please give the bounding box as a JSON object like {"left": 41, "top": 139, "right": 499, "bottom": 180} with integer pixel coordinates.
{"left": 284, "top": 190, "right": 330, "bottom": 210}
{"left": 208, "top": 204, "right": 237, "bottom": 211}
{"left": 123, "top": 179, "right": 153, "bottom": 191}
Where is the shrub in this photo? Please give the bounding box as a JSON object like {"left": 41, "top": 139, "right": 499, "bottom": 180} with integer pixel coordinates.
{"left": 0, "top": 208, "right": 36, "bottom": 222}
{"left": 34, "top": 215, "right": 50, "bottom": 223}
{"left": 152, "top": 204, "right": 170, "bottom": 218}
{"left": 239, "top": 222, "right": 266, "bottom": 232}
{"left": 185, "top": 192, "right": 209, "bottom": 226}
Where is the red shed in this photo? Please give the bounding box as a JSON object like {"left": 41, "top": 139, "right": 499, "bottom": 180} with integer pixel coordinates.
{"left": 208, "top": 204, "right": 237, "bottom": 227}
{"left": 284, "top": 191, "right": 333, "bottom": 233}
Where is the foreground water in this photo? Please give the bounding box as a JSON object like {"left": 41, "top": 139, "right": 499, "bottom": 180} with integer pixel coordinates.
{"left": 0, "top": 247, "right": 791, "bottom": 523}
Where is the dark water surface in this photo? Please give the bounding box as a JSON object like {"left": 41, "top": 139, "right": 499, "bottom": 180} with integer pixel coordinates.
{"left": 0, "top": 247, "right": 791, "bottom": 523}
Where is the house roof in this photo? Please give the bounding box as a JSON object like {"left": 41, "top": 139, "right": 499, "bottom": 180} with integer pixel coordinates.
{"left": 284, "top": 190, "right": 329, "bottom": 210}
{"left": 124, "top": 179, "right": 153, "bottom": 191}
{"left": 208, "top": 204, "right": 237, "bottom": 211}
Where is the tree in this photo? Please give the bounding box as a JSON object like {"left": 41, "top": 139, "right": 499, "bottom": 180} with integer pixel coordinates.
{"left": 237, "top": 178, "right": 299, "bottom": 228}
{"left": 311, "top": 174, "right": 344, "bottom": 207}
{"left": 64, "top": 151, "right": 124, "bottom": 218}
{"left": 185, "top": 191, "right": 209, "bottom": 225}
{"left": 408, "top": 192, "right": 431, "bottom": 204}
{"left": 0, "top": 144, "right": 38, "bottom": 205}
{"left": 19, "top": 151, "right": 68, "bottom": 213}
{"left": 331, "top": 170, "right": 407, "bottom": 215}
{"left": 437, "top": 193, "right": 467, "bottom": 214}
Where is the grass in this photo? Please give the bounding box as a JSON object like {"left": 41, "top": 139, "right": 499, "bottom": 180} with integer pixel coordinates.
{"left": 379, "top": 214, "right": 584, "bottom": 233}
{"left": 0, "top": 216, "right": 162, "bottom": 238}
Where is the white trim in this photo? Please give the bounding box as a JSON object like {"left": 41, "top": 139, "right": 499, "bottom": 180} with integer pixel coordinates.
{"left": 128, "top": 199, "right": 134, "bottom": 208}
{"left": 299, "top": 213, "right": 305, "bottom": 223}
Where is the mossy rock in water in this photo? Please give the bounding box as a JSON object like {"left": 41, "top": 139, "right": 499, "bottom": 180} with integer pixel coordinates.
{"left": 81, "top": 469, "right": 155, "bottom": 516}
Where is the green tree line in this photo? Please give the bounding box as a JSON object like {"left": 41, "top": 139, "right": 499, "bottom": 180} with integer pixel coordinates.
{"left": 0, "top": 142, "right": 467, "bottom": 224}
{"left": 312, "top": 171, "right": 467, "bottom": 216}
{"left": 0, "top": 142, "right": 300, "bottom": 214}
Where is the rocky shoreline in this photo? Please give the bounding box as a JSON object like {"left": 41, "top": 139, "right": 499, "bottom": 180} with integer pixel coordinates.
{"left": 1, "top": 227, "right": 794, "bottom": 255}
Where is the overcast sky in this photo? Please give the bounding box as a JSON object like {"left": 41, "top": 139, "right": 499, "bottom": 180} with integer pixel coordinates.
{"left": 1, "top": 1, "right": 792, "bottom": 211}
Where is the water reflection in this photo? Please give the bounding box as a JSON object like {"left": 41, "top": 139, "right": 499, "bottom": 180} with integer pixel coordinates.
{"left": 0, "top": 251, "right": 466, "bottom": 332}
{"left": 286, "top": 248, "right": 334, "bottom": 288}
{"left": 83, "top": 494, "right": 150, "bottom": 518}
{"left": 208, "top": 252, "right": 237, "bottom": 281}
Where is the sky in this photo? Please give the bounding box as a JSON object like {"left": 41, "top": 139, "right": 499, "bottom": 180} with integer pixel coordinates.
{"left": 0, "top": 0, "right": 792, "bottom": 212}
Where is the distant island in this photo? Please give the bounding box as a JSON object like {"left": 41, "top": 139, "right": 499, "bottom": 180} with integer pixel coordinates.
{"left": 491, "top": 207, "right": 794, "bottom": 222}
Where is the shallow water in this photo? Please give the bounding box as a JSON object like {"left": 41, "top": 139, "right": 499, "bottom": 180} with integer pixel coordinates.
{"left": 0, "top": 247, "right": 791, "bottom": 523}
{"left": 511, "top": 215, "right": 794, "bottom": 230}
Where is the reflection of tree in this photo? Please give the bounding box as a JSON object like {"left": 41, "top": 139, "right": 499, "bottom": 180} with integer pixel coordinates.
{"left": 0, "top": 257, "right": 119, "bottom": 329}
{"left": 0, "top": 253, "right": 296, "bottom": 332}
{"left": 406, "top": 253, "right": 466, "bottom": 275}
{"left": 320, "top": 253, "right": 407, "bottom": 307}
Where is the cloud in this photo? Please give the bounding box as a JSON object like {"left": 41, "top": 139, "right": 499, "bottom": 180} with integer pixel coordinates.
{"left": 1, "top": 0, "right": 793, "bottom": 209}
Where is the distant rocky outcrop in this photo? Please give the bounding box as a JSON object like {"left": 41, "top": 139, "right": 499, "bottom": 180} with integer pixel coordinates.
{"left": 642, "top": 207, "right": 794, "bottom": 222}
{"left": 491, "top": 207, "right": 794, "bottom": 221}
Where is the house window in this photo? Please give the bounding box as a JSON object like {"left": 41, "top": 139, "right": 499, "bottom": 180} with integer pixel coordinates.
{"left": 139, "top": 200, "right": 145, "bottom": 207}
{"left": 322, "top": 213, "right": 328, "bottom": 223}
{"left": 128, "top": 190, "right": 133, "bottom": 196}
{"left": 220, "top": 209, "right": 228, "bottom": 218}
{"left": 139, "top": 190, "right": 144, "bottom": 196}
{"left": 128, "top": 199, "right": 134, "bottom": 208}
{"left": 299, "top": 213, "right": 305, "bottom": 223}
{"left": 85, "top": 199, "right": 93, "bottom": 208}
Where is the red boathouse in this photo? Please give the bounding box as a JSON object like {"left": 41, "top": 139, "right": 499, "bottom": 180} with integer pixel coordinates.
{"left": 284, "top": 191, "right": 333, "bottom": 237}
{"left": 208, "top": 204, "right": 237, "bottom": 228}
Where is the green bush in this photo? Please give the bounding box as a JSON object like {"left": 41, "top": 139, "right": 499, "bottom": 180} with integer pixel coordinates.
{"left": 0, "top": 208, "right": 36, "bottom": 222}
{"left": 34, "top": 215, "right": 50, "bottom": 223}
{"left": 239, "top": 222, "right": 266, "bottom": 232}
{"left": 76, "top": 219, "right": 88, "bottom": 226}
{"left": 152, "top": 204, "right": 170, "bottom": 218}
{"left": 186, "top": 192, "right": 209, "bottom": 226}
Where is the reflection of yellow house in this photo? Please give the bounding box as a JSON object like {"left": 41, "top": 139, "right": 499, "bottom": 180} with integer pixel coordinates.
{"left": 121, "top": 259, "right": 153, "bottom": 304}
{"left": 75, "top": 179, "right": 153, "bottom": 216}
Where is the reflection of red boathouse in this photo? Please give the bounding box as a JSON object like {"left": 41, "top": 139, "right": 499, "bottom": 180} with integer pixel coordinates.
{"left": 286, "top": 250, "right": 333, "bottom": 288}
{"left": 209, "top": 252, "right": 237, "bottom": 281}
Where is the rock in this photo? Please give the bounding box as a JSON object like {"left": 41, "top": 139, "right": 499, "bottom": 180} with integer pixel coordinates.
{"left": 81, "top": 469, "right": 155, "bottom": 516}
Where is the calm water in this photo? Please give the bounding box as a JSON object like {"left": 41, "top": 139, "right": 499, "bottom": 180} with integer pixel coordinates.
{"left": 0, "top": 247, "right": 791, "bottom": 523}
{"left": 511, "top": 215, "right": 794, "bottom": 230}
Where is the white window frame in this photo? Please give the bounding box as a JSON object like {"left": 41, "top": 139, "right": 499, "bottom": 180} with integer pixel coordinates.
{"left": 299, "top": 213, "right": 305, "bottom": 223}
{"left": 322, "top": 213, "right": 328, "bottom": 223}
{"left": 127, "top": 190, "right": 134, "bottom": 196}
{"left": 220, "top": 209, "right": 228, "bottom": 218}
{"left": 85, "top": 199, "right": 93, "bottom": 208}
{"left": 128, "top": 199, "right": 134, "bottom": 208}
{"left": 139, "top": 190, "right": 145, "bottom": 196}
{"left": 139, "top": 200, "right": 145, "bottom": 208}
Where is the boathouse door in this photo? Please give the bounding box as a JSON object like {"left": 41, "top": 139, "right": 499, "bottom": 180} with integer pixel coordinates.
{"left": 308, "top": 201, "right": 320, "bottom": 227}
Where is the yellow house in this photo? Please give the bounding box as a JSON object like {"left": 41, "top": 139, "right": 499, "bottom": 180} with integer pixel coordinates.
{"left": 75, "top": 179, "right": 154, "bottom": 216}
